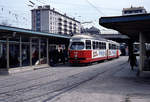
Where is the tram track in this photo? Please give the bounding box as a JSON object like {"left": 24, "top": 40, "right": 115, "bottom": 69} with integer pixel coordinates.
{"left": 42, "top": 61, "right": 128, "bottom": 102}
{"left": 0, "top": 57, "right": 128, "bottom": 102}
{"left": 0, "top": 73, "right": 57, "bottom": 89}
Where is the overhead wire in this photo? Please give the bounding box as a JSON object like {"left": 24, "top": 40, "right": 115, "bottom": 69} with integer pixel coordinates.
{"left": 0, "top": 0, "right": 121, "bottom": 29}
{"left": 0, "top": 5, "right": 31, "bottom": 28}
{"left": 85, "top": 0, "right": 106, "bottom": 16}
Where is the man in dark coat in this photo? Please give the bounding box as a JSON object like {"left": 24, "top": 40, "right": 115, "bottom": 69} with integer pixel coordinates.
{"left": 128, "top": 53, "right": 137, "bottom": 70}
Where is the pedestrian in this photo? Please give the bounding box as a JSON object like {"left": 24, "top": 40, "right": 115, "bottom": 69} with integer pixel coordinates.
{"left": 144, "top": 50, "right": 150, "bottom": 70}
{"left": 60, "top": 49, "right": 65, "bottom": 64}
{"left": 128, "top": 53, "right": 137, "bottom": 70}
{"left": 49, "top": 48, "right": 59, "bottom": 66}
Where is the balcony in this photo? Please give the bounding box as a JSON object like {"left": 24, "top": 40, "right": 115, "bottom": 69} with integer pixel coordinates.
{"left": 58, "top": 22, "right": 62, "bottom": 26}
{"left": 69, "top": 26, "right": 72, "bottom": 29}
{"left": 64, "top": 24, "right": 67, "bottom": 27}
{"left": 58, "top": 27, "right": 62, "bottom": 30}
{"left": 64, "top": 28, "right": 67, "bottom": 31}
{"left": 58, "top": 31, "right": 63, "bottom": 34}
{"left": 64, "top": 20, "right": 67, "bottom": 23}
{"left": 58, "top": 18, "right": 62, "bottom": 21}
{"left": 69, "top": 22, "right": 72, "bottom": 25}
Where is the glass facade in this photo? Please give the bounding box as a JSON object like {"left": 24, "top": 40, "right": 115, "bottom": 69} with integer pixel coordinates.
{"left": 0, "top": 40, "right": 7, "bottom": 68}
{"left": 0, "top": 36, "right": 49, "bottom": 69}
{"left": 0, "top": 25, "right": 70, "bottom": 69}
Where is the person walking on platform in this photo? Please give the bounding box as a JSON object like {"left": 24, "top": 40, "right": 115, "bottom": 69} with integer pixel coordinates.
{"left": 144, "top": 50, "right": 150, "bottom": 70}
{"left": 49, "top": 49, "right": 59, "bottom": 66}
{"left": 60, "top": 49, "right": 65, "bottom": 64}
{"left": 128, "top": 53, "right": 137, "bottom": 70}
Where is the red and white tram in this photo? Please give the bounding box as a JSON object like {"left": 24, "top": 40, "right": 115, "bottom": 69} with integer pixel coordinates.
{"left": 68, "top": 34, "right": 121, "bottom": 64}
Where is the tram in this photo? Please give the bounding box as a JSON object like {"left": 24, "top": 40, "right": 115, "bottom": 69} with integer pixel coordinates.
{"left": 68, "top": 34, "right": 121, "bottom": 64}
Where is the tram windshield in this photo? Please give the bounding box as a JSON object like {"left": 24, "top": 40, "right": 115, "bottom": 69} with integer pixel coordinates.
{"left": 70, "top": 42, "right": 84, "bottom": 50}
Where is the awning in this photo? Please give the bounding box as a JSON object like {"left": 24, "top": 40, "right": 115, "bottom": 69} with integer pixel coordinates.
{"left": 99, "top": 13, "right": 150, "bottom": 42}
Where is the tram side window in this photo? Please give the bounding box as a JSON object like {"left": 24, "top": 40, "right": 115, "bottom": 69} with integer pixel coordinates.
{"left": 109, "top": 44, "right": 112, "bottom": 49}
{"left": 117, "top": 45, "right": 119, "bottom": 49}
{"left": 101, "top": 42, "right": 103, "bottom": 49}
{"left": 102, "top": 42, "right": 105, "bottom": 49}
{"left": 86, "top": 40, "right": 91, "bottom": 49}
{"left": 99, "top": 42, "right": 101, "bottom": 49}
{"left": 96, "top": 42, "right": 98, "bottom": 49}
{"left": 93, "top": 41, "right": 96, "bottom": 49}
{"left": 113, "top": 44, "right": 116, "bottom": 49}
{"left": 112, "top": 44, "right": 114, "bottom": 49}
{"left": 104, "top": 43, "right": 106, "bottom": 49}
{"left": 115, "top": 45, "right": 117, "bottom": 49}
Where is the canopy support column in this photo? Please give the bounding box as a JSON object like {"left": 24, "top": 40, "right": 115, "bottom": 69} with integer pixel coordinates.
{"left": 6, "top": 36, "right": 9, "bottom": 69}
{"left": 19, "top": 36, "right": 22, "bottom": 67}
{"left": 46, "top": 38, "right": 49, "bottom": 65}
{"left": 138, "top": 32, "right": 146, "bottom": 76}
{"left": 30, "top": 38, "right": 32, "bottom": 66}
{"left": 39, "top": 38, "right": 41, "bottom": 65}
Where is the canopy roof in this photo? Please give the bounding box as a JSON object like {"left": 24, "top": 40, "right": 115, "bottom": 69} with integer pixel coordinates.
{"left": 99, "top": 13, "right": 150, "bottom": 42}
{"left": 0, "top": 25, "right": 70, "bottom": 39}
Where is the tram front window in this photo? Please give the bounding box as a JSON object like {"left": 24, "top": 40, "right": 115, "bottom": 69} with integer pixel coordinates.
{"left": 70, "top": 42, "right": 84, "bottom": 50}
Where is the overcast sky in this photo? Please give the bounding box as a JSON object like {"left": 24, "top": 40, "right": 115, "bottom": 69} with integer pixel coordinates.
{"left": 0, "top": 0, "right": 149, "bottom": 32}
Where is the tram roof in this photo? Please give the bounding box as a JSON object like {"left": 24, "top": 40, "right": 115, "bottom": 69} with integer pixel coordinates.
{"left": 0, "top": 25, "right": 70, "bottom": 39}
{"left": 71, "top": 34, "right": 107, "bottom": 41}
{"left": 99, "top": 13, "right": 150, "bottom": 42}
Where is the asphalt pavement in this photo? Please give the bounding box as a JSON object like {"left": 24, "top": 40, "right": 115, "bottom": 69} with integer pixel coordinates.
{"left": 0, "top": 56, "right": 150, "bottom": 102}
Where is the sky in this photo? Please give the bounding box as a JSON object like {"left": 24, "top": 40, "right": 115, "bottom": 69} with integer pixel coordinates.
{"left": 0, "top": 0, "right": 150, "bottom": 33}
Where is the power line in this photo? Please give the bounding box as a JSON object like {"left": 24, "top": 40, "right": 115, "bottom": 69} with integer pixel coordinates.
{"left": 35, "top": 0, "right": 46, "bottom": 5}
{"left": 0, "top": 6, "right": 31, "bottom": 28}
{"left": 85, "top": 0, "right": 106, "bottom": 16}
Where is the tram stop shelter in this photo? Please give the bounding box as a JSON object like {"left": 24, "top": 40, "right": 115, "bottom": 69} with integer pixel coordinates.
{"left": 0, "top": 25, "right": 70, "bottom": 73}
{"left": 99, "top": 13, "right": 150, "bottom": 76}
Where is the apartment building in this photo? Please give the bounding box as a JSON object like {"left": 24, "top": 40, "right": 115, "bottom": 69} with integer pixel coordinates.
{"left": 31, "top": 5, "right": 81, "bottom": 35}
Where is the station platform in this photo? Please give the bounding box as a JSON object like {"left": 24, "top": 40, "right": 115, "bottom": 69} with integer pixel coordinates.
{"left": 0, "top": 64, "right": 49, "bottom": 75}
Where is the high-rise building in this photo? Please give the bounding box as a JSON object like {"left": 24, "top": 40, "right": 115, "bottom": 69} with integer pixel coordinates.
{"left": 31, "top": 5, "right": 81, "bottom": 35}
